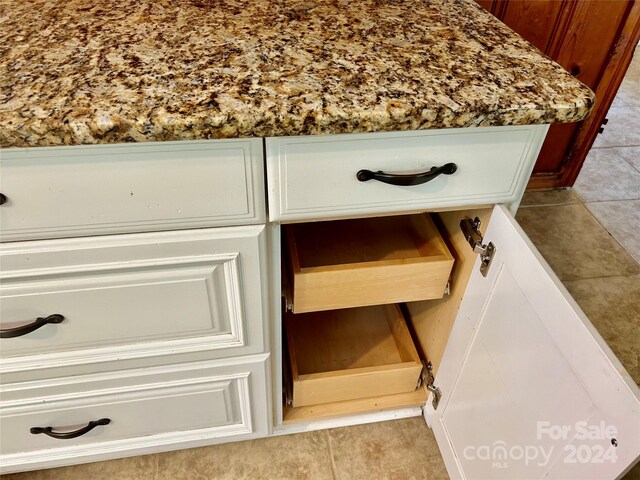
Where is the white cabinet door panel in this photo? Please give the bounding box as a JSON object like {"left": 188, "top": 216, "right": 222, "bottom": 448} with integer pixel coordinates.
{"left": 427, "top": 205, "right": 640, "bottom": 480}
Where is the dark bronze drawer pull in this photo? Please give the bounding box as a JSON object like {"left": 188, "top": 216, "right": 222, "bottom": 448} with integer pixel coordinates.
{"left": 0, "top": 314, "right": 65, "bottom": 338}
{"left": 356, "top": 163, "right": 457, "bottom": 186}
{"left": 30, "top": 418, "right": 111, "bottom": 439}
{"left": 0, "top": 193, "right": 7, "bottom": 205}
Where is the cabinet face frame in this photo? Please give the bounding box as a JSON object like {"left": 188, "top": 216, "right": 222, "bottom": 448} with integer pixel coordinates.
{"left": 2, "top": 125, "right": 637, "bottom": 477}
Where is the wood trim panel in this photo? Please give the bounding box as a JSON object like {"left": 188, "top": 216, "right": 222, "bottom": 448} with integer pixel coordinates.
{"left": 475, "top": 0, "right": 640, "bottom": 189}
{"left": 501, "top": 0, "right": 565, "bottom": 53}
{"left": 530, "top": 0, "right": 640, "bottom": 189}
{"left": 544, "top": 1, "right": 577, "bottom": 58}
{"left": 546, "top": 0, "right": 580, "bottom": 59}
{"left": 492, "top": 0, "right": 509, "bottom": 19}
{"left": 474, "top": 0, "right": 496, "bottom": 13}
{"left": 557, "top": 0, "right": 640, "bottom": 187}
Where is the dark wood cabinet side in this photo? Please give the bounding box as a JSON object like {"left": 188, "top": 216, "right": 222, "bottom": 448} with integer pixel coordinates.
{"left": 474, "top": 0, "right": 640, "bottom": 189}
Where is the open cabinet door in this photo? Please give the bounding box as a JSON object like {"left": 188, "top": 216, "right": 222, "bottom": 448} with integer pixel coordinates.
{"left": 426, "top": 205, "right": 640, "bottom": 480}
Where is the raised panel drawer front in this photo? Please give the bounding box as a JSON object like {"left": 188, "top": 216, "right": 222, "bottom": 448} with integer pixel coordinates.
{"left": 266, "top": 125, "right": 548, "bottom": 222}
{"left": 0, "top": 356, "right": 270, "bottom": 473}
{"left": 0, "top": 227, "right": 267, "bottom": 373}
{"left": 0, "top": 139, "right": 265, "bottom": 241}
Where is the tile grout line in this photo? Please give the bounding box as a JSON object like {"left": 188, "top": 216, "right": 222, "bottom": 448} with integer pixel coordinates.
{"left": 573, "top": 198, "right": 640, "bottom": 270}
{"left": 622, "top": 158, "right": 640, "bottom": 175}
{"left": 591, "top": 143, "right": 640, "bottom": 149}
{"left": 587, "top": 151, "right": 640, "bottom": 176}
{"left": 560, "top": 272, "right": 640, "bottom": 283}
{"left": 580, "top": 197, "right": 640, "bottom": 266}
{"left": 590, "top": 144, "right": 640, "bottom": 150}
{"left": 518, "top": 198, "right": 640, "bottom": 274}
{"left": 519, "top": 203, "right": 578, "bottom": 208}
{"left": 582, "top": 198, "right": 640, "bottom": 203}
{"left": 324, "top": 429, "right": 340, "bottom": 480}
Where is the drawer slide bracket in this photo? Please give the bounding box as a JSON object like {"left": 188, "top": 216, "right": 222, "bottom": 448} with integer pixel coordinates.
{"left": 460, "top": 217, "right": 496, "bottom": 277}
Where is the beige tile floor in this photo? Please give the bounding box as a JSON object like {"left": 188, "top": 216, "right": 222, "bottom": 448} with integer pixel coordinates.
{"left": 4, "top": 47, "right": 640, "bottom": 480}
{"left": 575, "top": 46, "right": 640, "bottom": 266}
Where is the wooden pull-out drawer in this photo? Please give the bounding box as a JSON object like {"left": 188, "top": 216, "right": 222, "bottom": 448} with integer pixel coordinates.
{"left": 285, "top": 214, "right": 454, "bottom": 313}
{"left": 0, "top": 139, "right": 265, "bottom": 242}
{"left": 0, "top": 357, "right": 269, "bottom": 471}
{"left": 285, "top": 304, "right": 423, "bottom": 407}
{"left": 0, "top": 226, "right": 267, "bottom": 373}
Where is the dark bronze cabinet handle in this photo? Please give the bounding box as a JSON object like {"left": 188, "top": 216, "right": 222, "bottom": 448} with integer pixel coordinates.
{"left": 0, "top": 314, "right": 64, "bottom": 338}
{"left": 30, "top": 418, "right": 111, "bottom": 439}
{"left": 356, "top": 163, "right": 457, "bottom": 186}
{"left": 0, "top": 193, "right": 7, "bottom": 205}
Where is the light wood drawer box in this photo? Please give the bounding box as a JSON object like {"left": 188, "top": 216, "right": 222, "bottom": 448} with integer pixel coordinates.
{"left": 266, "top": 125, "right": 547, "bottom": 222}
{"left": 0, "top": 357, "right": 269, "bottom": 470}
{"left": 0, "top": 139, "right": 265, "bottom": 242}
{"left": 285, "top": 304, "right": 423, "bottom": 407}
{"left": 0, "top": 226, "right": 267, "bottom": 373}
{"left": 285, "top": 214, "right": 454, "bottom": 313}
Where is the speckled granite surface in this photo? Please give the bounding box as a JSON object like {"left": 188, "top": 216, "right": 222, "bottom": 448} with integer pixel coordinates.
{"left": 0, "top": 0, "right": 594, "bottom": 148}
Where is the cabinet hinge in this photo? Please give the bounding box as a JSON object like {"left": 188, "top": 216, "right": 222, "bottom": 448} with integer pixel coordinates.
{"left": 418, "top": 361, "right": 442, "bottom": 411}
{"left": 460, "top": 217, "right": 496, "bottom": 277}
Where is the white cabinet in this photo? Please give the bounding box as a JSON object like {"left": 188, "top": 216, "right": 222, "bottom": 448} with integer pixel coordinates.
{"left": 267, "top": 130, "right": 640, "bottom": 480}
{"left": 2, "top": 128, "right": 639, "bottom": 479}
{"left": 0, "top": 139, "right": 273, "bottom": 474}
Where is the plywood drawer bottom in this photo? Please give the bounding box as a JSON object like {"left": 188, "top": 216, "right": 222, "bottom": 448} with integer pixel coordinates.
{"left": 285, "top": 304, "right": 423, "bottom": 407}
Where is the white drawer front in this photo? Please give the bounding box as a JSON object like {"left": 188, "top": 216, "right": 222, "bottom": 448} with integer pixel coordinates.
{"left": 0, "top": 227, "right": 267, "bottom": 372}
{"left": 0, "top": 357, "right": 269, "bottom": 469}
{"left": 0, "top": 139, "right": 265, "bottom": 241}
{"left": 267, "top": 126, "right": 547, "bottom": 222}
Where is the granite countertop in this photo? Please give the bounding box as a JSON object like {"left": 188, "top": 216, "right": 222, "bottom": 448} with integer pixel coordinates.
{"left": 0, "top": 0, "right": 595, "bottom": 148}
